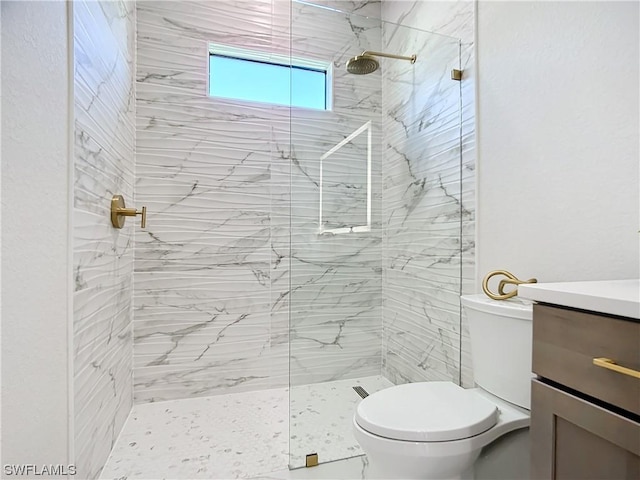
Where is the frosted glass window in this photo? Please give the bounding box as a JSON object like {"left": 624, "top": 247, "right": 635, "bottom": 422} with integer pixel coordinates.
{"left": 209, "top": 55, "right": 327, "bottom": 110}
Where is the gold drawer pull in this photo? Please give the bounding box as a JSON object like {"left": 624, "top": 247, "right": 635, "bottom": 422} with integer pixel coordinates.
{"left": 593, "top": 357, "right": 640, "bottom": 379}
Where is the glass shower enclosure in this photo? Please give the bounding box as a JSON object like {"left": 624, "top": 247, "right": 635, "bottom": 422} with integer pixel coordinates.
{"left": 287, "top": 1, "right": 463, "bottom": 469}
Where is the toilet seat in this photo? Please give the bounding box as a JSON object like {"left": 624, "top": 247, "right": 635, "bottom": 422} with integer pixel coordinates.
{"left": 355, "top": 382, "right": 499, "bottom": 442}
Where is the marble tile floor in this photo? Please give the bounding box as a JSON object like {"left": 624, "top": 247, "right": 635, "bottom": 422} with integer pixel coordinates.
{"left": 100, "top": 376, "right": 393, "bottom": 479}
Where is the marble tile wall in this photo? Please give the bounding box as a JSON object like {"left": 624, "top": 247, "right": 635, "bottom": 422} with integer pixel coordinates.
{"left": 288, "top": 2, "right": 384, "bottom": 386}
{"left": 134, "top": 0, "right": 290, "bottom": 403}
{"left": 308, "top": 0, "right": 381, "bottom": 18}
{"left": 133, "top": 0, "right": 383, "bottom": 401}
{"left": 132, "top": 0, "right": 476, "bottom": 402}
{"left": 380, "top": 0, "right": 476, "bottom": 387}
{"left": 73, "top": 1, "right": 136, "bottom": 478}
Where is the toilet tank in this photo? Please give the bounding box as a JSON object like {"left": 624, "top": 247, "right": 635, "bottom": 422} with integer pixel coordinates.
{"left": 461, "top": 294, "right": 533, "bottom": 409}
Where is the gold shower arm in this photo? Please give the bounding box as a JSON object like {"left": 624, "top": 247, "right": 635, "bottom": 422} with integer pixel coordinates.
{"left": 482, "top": 270, "right": 537, "bottom": 300}
{"left": 361, "top": 51, "right": 416, "bottom": 64}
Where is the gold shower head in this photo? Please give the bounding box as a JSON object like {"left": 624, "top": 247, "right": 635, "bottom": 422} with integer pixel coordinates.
{"left": 346, "top": 51, "right": 416, "bottom": 75}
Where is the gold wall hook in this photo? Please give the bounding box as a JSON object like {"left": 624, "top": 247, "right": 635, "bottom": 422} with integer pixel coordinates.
{"left": 482, "top": 270, "right": 537, "bottom": 300}
{"left": 111, "top": 195, "right": 146, "bottom": 229}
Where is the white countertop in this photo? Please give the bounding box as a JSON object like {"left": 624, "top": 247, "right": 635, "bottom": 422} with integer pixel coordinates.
{"left": 518, "top": 279, "right": 640, "bottom": 320}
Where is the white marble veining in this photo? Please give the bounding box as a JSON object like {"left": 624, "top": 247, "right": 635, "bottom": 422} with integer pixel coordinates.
{"left": 73, "top": 1, "right": 136, "bottom": 478}
{"left": 380, "top": 20, "right": 463, "bottom": 386}
{"left": 133, "top": 0, "right": 475, "bottom": 432}
{"left": 382, "top": 0, "right": 474, "bottom": 44}
{"left": 100, "top": 376, "right": 392, "bottom": 479}
{"left": 288, "top": 1, "right": 384, "bottom": 386}
{"left": 519, "top": 279, "right": 640, "bottom": 319}
{"left": 304, "top": 0, "right": 382, "bottom": 19}
{"left": 134, "top": 0, "right": 389, "bottom": 404}
{"left": 380, "top": 0, "right": 476, "bottom": 389}
{"left": 134, "top": 0, "right": 291, "bottom": 403}
{"left": 379, "top": 1, "right": 478, "bottom": 389}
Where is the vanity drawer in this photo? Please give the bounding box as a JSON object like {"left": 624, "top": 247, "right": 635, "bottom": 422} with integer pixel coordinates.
{"left": 532, "top": 304, "right": 640, "bottom": 416}
{"left": 531, "top": 379, "right": 640, "bottom": 479}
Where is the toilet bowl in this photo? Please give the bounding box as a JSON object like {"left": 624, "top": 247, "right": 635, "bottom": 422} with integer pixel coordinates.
{"left": 352, "top": 295, "right": 533, "bottom": 480}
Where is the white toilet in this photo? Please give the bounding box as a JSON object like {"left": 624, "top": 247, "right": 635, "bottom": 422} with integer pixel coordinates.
{"left": 353, "top": 294, "right": 533, "bottom": 480}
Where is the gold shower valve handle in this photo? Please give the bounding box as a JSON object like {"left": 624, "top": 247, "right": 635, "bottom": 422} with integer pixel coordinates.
{"left": 110, "top": 195, "right": 147, "bottom": 229}
{"left": 140, "top": 206, "right": 147, "bottom": 229}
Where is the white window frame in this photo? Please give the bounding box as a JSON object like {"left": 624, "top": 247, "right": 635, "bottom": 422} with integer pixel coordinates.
{"left": 208, "top": 43, "right": 333, "bottom": 110}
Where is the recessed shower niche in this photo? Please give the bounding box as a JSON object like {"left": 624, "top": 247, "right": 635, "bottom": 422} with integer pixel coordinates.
{"left": 319, "top": 121, "right": 372, "bottom": 234}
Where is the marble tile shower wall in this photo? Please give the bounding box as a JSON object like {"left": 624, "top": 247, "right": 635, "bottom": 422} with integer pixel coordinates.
{"left": 133, "top": 0, "right": 383, "bottom": 401}
{"left": 288, "top": 3, "right": 383, "bottom": 386}
{"left": 134, "top": 0, "right": 289, "bottom": 403}
{"left": 380, "top": 0, "right": 476, "bottom": 388}
{"left": 380, "top": 27, "right": 462, "bottom": 385}
{"left": 309, "top": 0, "right": 382, "bottom": 17}
{"left": 73, "top": 1, "right": 135, "bottom": 478}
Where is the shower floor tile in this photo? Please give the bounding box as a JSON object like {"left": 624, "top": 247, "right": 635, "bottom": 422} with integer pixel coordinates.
{"left": 100, "top": 388, "right": 289, "bottom": 480}
{"left": 100, "top": 376, "right": 393, "bottom": 479}
{"left": 289, "top": 376, "right": 394, "bottom": 469}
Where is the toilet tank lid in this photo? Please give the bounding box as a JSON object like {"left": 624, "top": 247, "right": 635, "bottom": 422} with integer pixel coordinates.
{"left": 355, "top": 382, "right": 498, "bottom": 442}
{"left": 461, "top": 294, "right": 533, "bottom": 320}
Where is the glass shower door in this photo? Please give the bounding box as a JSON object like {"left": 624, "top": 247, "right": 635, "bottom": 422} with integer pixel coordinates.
{"left": 288, "top": 0, "right": 462, "bottom": 469}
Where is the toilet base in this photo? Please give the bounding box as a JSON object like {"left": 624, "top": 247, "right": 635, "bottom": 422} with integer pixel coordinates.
{"left": 365, "top": 453, "right": 479, "bottom": 480}
{"left": 354, "top": 417, "right": 482, "bottom": 480}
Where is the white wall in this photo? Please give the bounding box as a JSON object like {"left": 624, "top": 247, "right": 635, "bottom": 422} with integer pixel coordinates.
{"left": 1, "top": 0, "right": 72, "bottom": 468}
{"left": 477, "top": 1, "right": 639, "bottom": 285}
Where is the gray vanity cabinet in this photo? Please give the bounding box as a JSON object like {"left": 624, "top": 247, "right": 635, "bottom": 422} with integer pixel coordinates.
{"left": 530, "top": 304, "right": 640, "bottom": 479}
